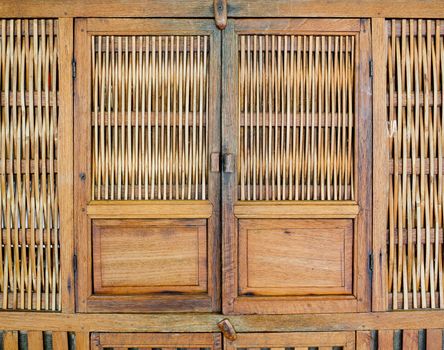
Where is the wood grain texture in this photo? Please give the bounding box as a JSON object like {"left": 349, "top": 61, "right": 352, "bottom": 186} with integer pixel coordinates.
{"left": 0, "top": 1, "right": 442, "bottom": 18}
{"left": 372, "top": 17, "right": 389, "bottom": 312}
{"left": 92, "top": 219, "right": 207, "bottom": 294}
{"left": 238, "top": 219, "right": 353, "bottom": 296}
{"left": 91, "top": 332, "right": 221, "bottom": 350}
{"left": 57, "top": 17, "right": 75, "bottom": 314}
{"left": 0, "top": 19, "right": 60, "bottom": 311}
{"left": 226, "top": 332, "right": 355, "bottom": 350}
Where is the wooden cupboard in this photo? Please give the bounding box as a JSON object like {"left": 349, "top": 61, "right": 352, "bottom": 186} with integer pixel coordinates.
{"left": 0, "top": 1, "right": 443, "bottom": 349}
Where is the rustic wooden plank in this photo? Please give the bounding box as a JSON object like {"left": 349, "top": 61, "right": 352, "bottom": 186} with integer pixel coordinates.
{"left": 402, "top": 330, "right": 419, "bottom": 350}
{"left": 76, "top": 332, "right": 90, "bottom": 350}
{"left": 73, "top": 17, "right": 91, "bottom": 313}
{"left": 52, "top": 332, "right": 69, "bottom": 350}
{"left": 27, "top": 331, "right": 43, "bottom": 350}
{"left": 234, "top": 202, "right": 359, "bottom": 218}
{"left": 378, "top": 330, "right": 394, "bottom": 349}
{"left": 426, "top": 329, "right": 443, "bottom": 350}
{"left": 58, "top": 17, "right": 75, "bottom": 314}
{"left": 0, "top": 312, "right": 441, "bottom": 333}
{"left": 3, "top": 331, "right": 18, "bottom": 350}
{"left": 372, "top": 17, "right": 389, "bottom": 312}
{"left": 356, "top": 331, "right": 372, "bottom": 350}
{"left": 228, "top": 0, "right": 444, "bottom": 18}
{"left": 0, "top": 0, "right": 442, "bottom": 18}
{"left": 86, "top": 200, "right": 213, "bottom": 219}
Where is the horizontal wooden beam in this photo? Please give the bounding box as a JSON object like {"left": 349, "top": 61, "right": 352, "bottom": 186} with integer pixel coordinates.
{"left": 234, "top": 201, "right": 359, "bottom": 219}
{"left": 1, "top": 311, "right": 444, "bottom": 332}
{"left": 87, "top": 200, "right": 213, "bottom": 218}
{"left": 0, "top": 1, "right": 442, "bottom": 19}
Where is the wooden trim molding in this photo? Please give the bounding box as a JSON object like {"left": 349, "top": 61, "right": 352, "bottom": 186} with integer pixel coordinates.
{"left": 0, "top": 0, "right": 442, "bottom": 19}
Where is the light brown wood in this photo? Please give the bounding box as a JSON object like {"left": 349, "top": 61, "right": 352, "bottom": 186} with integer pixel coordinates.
{"left": 234, "top": 201, "right": 359, "bottom": 218}
{"left": 27, "top": 331, "right": 43, "bottom": 350}
{"left": 92, "top": 219, "right": 207, "bottom": 294}
{"left": 91, "top": 332, "right": 221, "bottom": 350}
{"left": 3, "top": 331, "right": 18, "bottom": 350}
{"left": 238, "top": 219, "right": 353, "bottom": 296}
{"left": 356, "top": 331, "right": 371, "bottom": 350}
{"left": 87, "top": 200, "right": 213, "bottom": 218}
{"left": 52, "top": 331, "right": 69, "bottom": 350}
{"left": 58, "top": 17, "right": 75, "bottom": 314}
{"left": 426, "top": 328, "right": 443, "bottom": 350}
{"left": 226, "top": 332, "right": 355, "bottom": 350}
{"left": 372, "top": 17, "right": 389, "bottom": 312}
{"left": 0, "top": 0, "right": 443, "bottom": 19}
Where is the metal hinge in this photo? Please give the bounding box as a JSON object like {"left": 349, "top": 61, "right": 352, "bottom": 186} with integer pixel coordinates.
{"left": 369, "top": 253, "right": 374, "bottom": 272}
{"left": 72, "top": 58, "right": 76, "bottom": 79}
{"left": 369, "top": 60, "right": 373, "bottom": 78}
{"left": 73, "top": 253, "right": 78, "bottom": 275}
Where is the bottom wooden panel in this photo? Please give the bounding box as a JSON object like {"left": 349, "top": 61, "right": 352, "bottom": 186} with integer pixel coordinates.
{"left": 357, "top": 329, "right": 444, "bottom": 349}
{"left": 0, "top": 331, "right": 75, "bottom": 350}
{"left": 226, "top": 332, "right": 355, "bottom": 350}
{"left": 91, "top": 332, "right": 221, "bottom": 350}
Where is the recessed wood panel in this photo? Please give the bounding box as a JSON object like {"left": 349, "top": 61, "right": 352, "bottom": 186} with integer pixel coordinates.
{"left": 239, "top": 219, "right": 353, "bottom": 296}
{"left": 92, "top": 219, "right": 207, "bottom": 294}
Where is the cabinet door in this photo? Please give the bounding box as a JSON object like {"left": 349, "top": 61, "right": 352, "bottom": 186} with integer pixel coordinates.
{"left": 226, "top": 332, "right": 355, "bottom": 350}
{"left": 74, "top": 18, "right": 221, "bottom": 312}
{"left": 91, "top": 333, "right": 221, "bottom": 350}
{"left": 222, "top": 19, "right": 372, "bottom": 314}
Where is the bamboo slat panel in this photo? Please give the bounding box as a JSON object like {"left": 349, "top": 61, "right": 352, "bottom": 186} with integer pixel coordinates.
{"left": 238, "top": 34, "right": 356, "bottom": 200}
{"left": 91, "top": 35, "right": 210, "bottom": 200}
{"left": 0, "top": 19, "right": 60, "bottom": 311}
{"left": 387, "top": 19, "right": 444, "bottom": 310}
{"left": 357, "top": 329, "right": 444, "bottom": 349}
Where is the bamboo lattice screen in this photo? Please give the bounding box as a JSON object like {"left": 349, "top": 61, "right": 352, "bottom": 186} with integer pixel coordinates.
{"left": 91, "top": 35, "right": 210, "bottom": 201}
{"left": 0, "top": 19, "right": 60, "bottom": 311}
{"left": 387, "top": 19, "right": 444, "bottom": 310}
{"left": 238, "top": 34, "right": 356, "bottom": 201}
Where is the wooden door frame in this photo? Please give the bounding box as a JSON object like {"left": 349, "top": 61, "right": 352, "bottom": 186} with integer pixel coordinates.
{"left": 73, "top": 17, "right": 221, "bottom": 313}
{"left": 222, "top": 18, "right": 373, "bottom": 314}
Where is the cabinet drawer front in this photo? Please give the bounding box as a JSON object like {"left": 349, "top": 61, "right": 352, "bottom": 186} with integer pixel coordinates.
{"left": 239, "top": 219, "right": 353, "bottom": 296}
{"left": 93, "top": 219, "right": 207, "bottom": 294}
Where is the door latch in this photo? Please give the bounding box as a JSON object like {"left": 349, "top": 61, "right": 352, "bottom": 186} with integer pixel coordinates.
{"left": 214, "top": 0, "right": 227, "bottom": 30}
{"left": 217, "top": 318, "right": 237, "bottom": 341}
